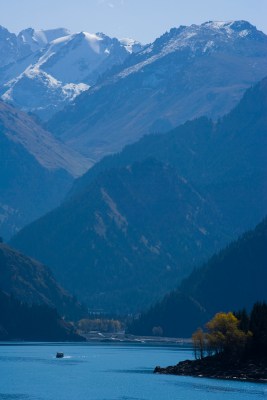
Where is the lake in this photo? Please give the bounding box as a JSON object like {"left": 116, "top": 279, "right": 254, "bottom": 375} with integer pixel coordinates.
{"left": 0, "top": 343, "right": 266, "bottom": 400}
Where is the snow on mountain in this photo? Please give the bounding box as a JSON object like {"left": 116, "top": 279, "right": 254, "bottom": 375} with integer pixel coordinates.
{"left": 0, "top": 27, "right": 140, "bottom": 119}
{"left": 33, "top": 31, "right": 130, "bottom": 84}
{"left": 119, "top": 38, "right": 143, "bottom": 53}
{"left": 0, "top": 27, "right": 71, "bottom": 86}
{"left": 47, "top": 21, "right": 267, "bottom": 160}
{"left": 17, "top": 28, "right": 71, "bottom": 52}
{"left": 115, "top": 20, "right": 267, "bottom": 80}
{"left": 1, "top": 66, "right": 89, "bottom": 120}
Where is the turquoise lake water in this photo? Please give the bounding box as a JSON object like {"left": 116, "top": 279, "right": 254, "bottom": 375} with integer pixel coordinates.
{"left": 0, "top": 343, "right": 266, "bottom": 400}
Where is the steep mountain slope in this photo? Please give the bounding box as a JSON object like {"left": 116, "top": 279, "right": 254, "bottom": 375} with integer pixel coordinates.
{"left": 129, "top": 218, "right": 267, "bottom": 337}
{"left": 30, "top": 32, "right": 130, "bottom": 85}
{"left": 1, "top": 68, "right": 89, "bottom": 121}
{"left": 10, "top": 159, "right": 228, "bottom": 313}
{"left": 0, "top": 289, "right": 84, "bottom": 341}
{"left": 69, "top": 76, "right": 267, "bottom": 235}
{"left": 10, "top": 77, "right": 267, "bottom": 313}
{"left": 0, "top": 25, "right": 31, "bottom": 68}
{"left": 0, "top": 27, "right": 61, "bottom": 97}
{"left": 0, "top": 243, "right": 85, "bottom": 319}
{"left": 48, "top": 20, "right": 267, "bottom": 160}
{"left": 0, "top": 28, "right": 141, "bottom": 120}
{"left": 0, "top": 101, "right": 91, "bottom": 239}
{"left": 17, "top": 27, "right": 71, "bottom": 52}
{"left": 0, "top": 28, "right": 71, "bottom": 88}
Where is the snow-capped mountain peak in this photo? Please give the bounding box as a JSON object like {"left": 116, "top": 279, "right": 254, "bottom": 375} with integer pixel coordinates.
{"left": 201, "top": 20, "right": 260, "bottom": 38}
{"left": 1, "top": 65, "right": 90, "bottom": 120}
{"left": 113, "top": 20, "right": 265, "bottom": 81}
{"left": 119, "top": 38, "right": 143, "bottom": 53}
{"left": 32, "top": 30, "right": 129, "bottom": 84}
{"left": 0, "top": 26, "right": 140, "bottom": 119}
{"left": 17, "top": 27, "right": 71, "bottom": 52}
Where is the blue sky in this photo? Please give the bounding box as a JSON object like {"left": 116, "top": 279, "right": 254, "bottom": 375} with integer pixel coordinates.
{"left": 1, "top": 0, "right": 267, "bottom": 43}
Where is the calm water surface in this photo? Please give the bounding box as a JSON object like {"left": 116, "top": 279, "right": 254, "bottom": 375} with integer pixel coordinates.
{"left": 0, "top": 343, "right": 266, "bottom": 400}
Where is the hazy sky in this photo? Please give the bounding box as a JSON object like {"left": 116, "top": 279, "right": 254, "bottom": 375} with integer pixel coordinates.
{"left": 1, "top": 0, "right": 267, "bottom": 43}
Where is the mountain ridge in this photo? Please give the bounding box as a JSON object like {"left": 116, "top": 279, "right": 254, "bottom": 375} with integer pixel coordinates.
{"left": 47, "top": 20, "right": 267, "bottom": 160}
{"left": 10, "top": 77, "right": 267, "bottom": 312}
{"left": 0, "top": 101, "right": 92, "bottom": 239}
{"left": 0, "top": 26, "right": 142, "bottom": 119}
{"left": 0, "top": 242, "right": 85, "bottom": 319}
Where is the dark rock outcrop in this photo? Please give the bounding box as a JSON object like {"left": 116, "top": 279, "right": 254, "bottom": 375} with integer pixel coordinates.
{"left": 154, "top": 355, "right": 267, "bottom": 382}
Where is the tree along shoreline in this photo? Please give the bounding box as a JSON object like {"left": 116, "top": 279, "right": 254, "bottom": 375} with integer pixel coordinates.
{"left": 154, "top": 303, "right": 267, "bottom": 382}
{"left": 154, "top": 355, "right": 267, "bottom": 383}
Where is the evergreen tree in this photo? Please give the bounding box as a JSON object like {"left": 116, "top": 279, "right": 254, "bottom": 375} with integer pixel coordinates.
{"left": 249, "top": 302, "right": 267, "bottom": 358}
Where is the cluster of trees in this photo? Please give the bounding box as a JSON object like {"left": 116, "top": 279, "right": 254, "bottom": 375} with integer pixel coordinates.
{"left": 192, "top": 302, "right": 267, "bottom": 360}
{"left": 77, "top": 318, "right": 123, "bottom": 333}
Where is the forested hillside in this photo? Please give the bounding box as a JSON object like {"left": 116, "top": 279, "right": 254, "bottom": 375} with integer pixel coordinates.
{"left": 129, "top": 218, "right": 267, "bottom": 337}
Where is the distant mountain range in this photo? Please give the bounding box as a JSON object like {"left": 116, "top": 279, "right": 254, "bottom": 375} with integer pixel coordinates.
{"left": 129, "top": 217, "right": 267, "bottom": 338}
{"left": 47, "top": 20, "right": 267, "bottom": 160}
{"left": 10, "top": 77, "right": 267, "bottom": 313}
{"left": 0, "top": 25, "right": 142, "bottom": 119}
{"left": 1, "top": 19, "right": 266, "bottom": 322}
{"left": 0, "top": 100, "right": 92, "bottom": 239}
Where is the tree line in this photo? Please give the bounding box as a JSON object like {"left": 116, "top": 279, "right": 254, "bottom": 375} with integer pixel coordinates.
{"left": 192, "top": 302, "right": 267, "bottom": 360}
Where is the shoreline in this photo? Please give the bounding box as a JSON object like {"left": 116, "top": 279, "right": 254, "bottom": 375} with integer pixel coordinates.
{"left": 79, "top": 331, "right": 192, "bottom": 345}
{"left": 0, "top": 334, "right": 192, "bottom": 345}
{"left": 154, "top": 356, "right": 267, "bottom": 383}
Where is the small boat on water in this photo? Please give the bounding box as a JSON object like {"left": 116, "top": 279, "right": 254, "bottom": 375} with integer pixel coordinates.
{"left": 56, "top": 352, "right": 64, "bottom": 358}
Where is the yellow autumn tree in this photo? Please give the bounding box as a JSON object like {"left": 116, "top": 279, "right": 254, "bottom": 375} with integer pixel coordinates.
{"left": 192, "top": 328, "right": 205, "bottom": 359}
{"left": 205, "top": 312, "right": 251, "bottom": 355}
{"left": 192, "top": 312, "right": 252, "bottom": 359}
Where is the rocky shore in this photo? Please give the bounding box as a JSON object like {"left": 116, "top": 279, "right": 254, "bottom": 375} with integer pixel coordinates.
{"left": 154, "top": 355, "right": 267, "bottom": 383}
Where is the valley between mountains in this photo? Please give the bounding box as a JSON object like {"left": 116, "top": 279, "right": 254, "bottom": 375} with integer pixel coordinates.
{"left": 0, "top": 20, "right": 266, "bottom": 342}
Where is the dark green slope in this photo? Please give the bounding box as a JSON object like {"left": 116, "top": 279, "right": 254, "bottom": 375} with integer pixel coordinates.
{"left": 0, "top": 131, "right": 71, "bottom": 240}
{"left": 0, "top": 243, "right": 85, "bottom": 320}
{"left": 68, "top": 77, "right": 267, "bottom": 298}
{"left": 180, "top": 217, "right": 267, "bottom": 314}
{"left": 0, "top": 100, "right": 90, "bottom": 240}
{"left": 68, "top": 117, "right": 214, "bottom": 200}
{"left": 129, "top": 218, "right": 267, "bottom": 337}
{"left": 0, "top": 289, "right": 84, "bottom": 341}
{"left": 10, "top": 159, "right": 227, "bottom": 313}
{"left": 69, "top": 77, "right": 267, "bottom": 237}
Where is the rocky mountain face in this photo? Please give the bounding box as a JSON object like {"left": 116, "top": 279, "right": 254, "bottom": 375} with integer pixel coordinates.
{"left": 0, "top": 243, "right": 85, "bottom": 319}
{"left": 0, "top": 101, "right": 92, "bottom": 239}
{"left": 48, "top": 21, "right": 267, "bottom": 160}
{"left": 129, "top": 217, "right": 267, "bottom": 337}
{"left": 0, "top": 26, "right": 142, "bottom": 120}
{"left": 0, "top": 26, "right": 32, "bottom": 68}
{"left": 10, "top": 77, "right": 267, "bottom": 313}
{"left": 17, "top": 28, "right": 71, "bottom": 52}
